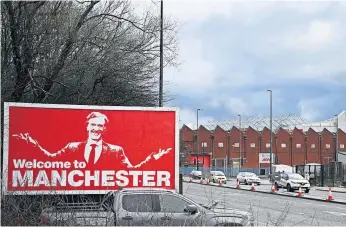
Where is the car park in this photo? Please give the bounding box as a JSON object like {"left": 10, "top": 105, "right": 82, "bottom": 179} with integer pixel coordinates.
{"left": 41, "top": 188, "right": 255, "bottom": 226}
{"left": 236, "top": 172, "right": 261, "bottom": 185}
{"left": 273, "top": 172, "right": 311, "bottom": 193}
{"left": 190, "top": 170, "right": 203, "bottom": 179}
{"left": 209, "top": 171, "right": 227, "bottom": 184}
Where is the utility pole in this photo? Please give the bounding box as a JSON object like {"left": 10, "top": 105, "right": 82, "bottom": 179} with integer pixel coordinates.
{"left": 267, "top": 89, "right": 273, "bottom": 175}
{"left": 238, "top": 114, "right": 242, "bottom": 172}
{"left": 335, "top": 114, "right": 339, "bottom": 162}
{"left": 334, "top": 114, "right": 338, "bottom": 186}
{"left": 158, "top": 0, "right": 164, "bottom": 107}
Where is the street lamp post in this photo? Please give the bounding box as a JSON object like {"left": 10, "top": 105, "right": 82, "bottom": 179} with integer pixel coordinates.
{"left": 196, "top": 108, "right": 202, "bottom": 170}
{"left": 238, "top": 114, "right": 242, "bottom": 172}
{"left": 335, "top": 114, "right": 339, "bottom": 162}
{"left": 267, "top": 89, "right": 273, "bottom": 175}
{"left": 158, "top": 0, "right": 164, "bottom": 107}
{"left": 334, "top": 114, "right": 338, "bottom": 186}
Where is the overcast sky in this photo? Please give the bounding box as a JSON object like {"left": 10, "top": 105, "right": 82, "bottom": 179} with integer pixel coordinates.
{"left": 135, "top": 0, "right": 346, "bottom": 127}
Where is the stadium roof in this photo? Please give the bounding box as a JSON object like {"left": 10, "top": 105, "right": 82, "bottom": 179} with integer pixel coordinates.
{"left": 184, "top": 111, "right": 346, "bottom": 133}
{"left": 185, "top": 113, "right": 309, "bottom": 131}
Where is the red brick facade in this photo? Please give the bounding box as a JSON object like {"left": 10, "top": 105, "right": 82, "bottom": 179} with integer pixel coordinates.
{"left": 181, "top": 125, "right": 346, "bottom": 168}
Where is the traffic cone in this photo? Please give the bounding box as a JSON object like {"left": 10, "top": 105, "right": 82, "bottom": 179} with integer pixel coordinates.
{"left": 236, "top": 180, "right": 240, "bottom": 189}
{"left": 327, "top": 187, "right": 334, "bottom": 201}
{"left": 206, "top": 179, "right": 209, "bottom": 184}
{"left": 200, "top": 179, "right": 203, "bottom": 184}
{"left": 297, "top": 185, "right": 303, "bottom": 197}
{"left": 271, "top": 184, "right": 276, "bottom": 193}
{"left": 251, "top": 182, "right": 255, "bottom": 191}
{"left": 189, "top": 178, "right": 192, "bottom": 183}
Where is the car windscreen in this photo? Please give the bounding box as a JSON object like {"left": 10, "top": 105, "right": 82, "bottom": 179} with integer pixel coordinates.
{"left": 287, "top": 173, "right": 304, "bottom": 180}
{"left": 214, "top": 172, "right": 225, "bottom": 176}
{"left": 244, "top": 173, "right": 256, "bottom": 177}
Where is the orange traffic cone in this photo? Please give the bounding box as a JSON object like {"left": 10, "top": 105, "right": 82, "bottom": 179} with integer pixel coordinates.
{"left": 200, "top": 179, "right": 203, "bottom": 184}
{"left": 271, "top": 184, "right": 276, "bottom": 193}
{"left": 251, "top": 182, "right": 255, "bottom": 191}
{"left": 218, "top": 180, "right": 222, "bottom": 186}
{"left": 236, "top": 180, "right": 240, "bottom": 189}
{"left": 297, "top": 185, "right": 303, "bottom": 197}
{"left": 327, "top": 187, "right": 334, "bottom": 201}
{"left": 206, "top": 179, "right": 209, "bottom": 184}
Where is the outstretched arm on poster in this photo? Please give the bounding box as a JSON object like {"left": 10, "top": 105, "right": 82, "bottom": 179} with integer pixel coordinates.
{"left": 13, "top": 133, "right": 172, "bottom": 168}
{"left": 13, "top": 133, "right": 68, "bottom": 157}
{"left": 126, "top": 148, "right": 172, "bottom": 168}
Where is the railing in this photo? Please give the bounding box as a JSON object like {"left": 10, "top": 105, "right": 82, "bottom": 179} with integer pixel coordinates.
{"left": 180, "top": 167, "right": 271, "bottom": 177}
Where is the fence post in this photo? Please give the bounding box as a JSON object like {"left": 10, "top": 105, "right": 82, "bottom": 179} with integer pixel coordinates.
{"left": 321, "top": 165, "right": 324, "bottom": 187}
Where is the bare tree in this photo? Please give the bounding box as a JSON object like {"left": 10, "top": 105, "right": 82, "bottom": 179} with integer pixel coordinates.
{"left": 1, "top": 0, "right": 179, "bottom": 106}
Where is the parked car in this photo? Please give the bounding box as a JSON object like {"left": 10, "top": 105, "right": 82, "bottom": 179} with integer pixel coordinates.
{"left": 273, "top": 172, "right": 311, "bottom": 193}
{"left": 236, "top": 172, "right": 261, "bottom": 185}
{"left": 190, "top": 170, "right": 203, "bottom": 179}
{"left": 40, "top": 188, "right": 255, "bottom": 226}
{"left": 209, "top": 171, "right": 227, "bottom": 184}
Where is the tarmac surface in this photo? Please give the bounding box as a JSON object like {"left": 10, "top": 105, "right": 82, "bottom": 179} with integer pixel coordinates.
{"left": 182, "top": 182, "right": 346, "bottom": 226}
{"left": 183, "top": 176, "right": 346, "bottom": 203}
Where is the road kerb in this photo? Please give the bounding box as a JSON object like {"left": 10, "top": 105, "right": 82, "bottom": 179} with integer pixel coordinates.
{"left": 183, "top": 180, "right": 346, "bottom": 205}
{"left": 315, "top": 188, "right": 346, "bottom": 194}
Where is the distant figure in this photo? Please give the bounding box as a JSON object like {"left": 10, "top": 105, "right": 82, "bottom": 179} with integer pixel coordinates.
{"left": 13, "top": 111, "right": 171, "bottom": 168}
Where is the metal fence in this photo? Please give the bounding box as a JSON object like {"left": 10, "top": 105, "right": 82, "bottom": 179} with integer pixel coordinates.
{"left": 295, "top": 162, "right": 346, "bottom": 187}
{"left": 180, "top": 167, "right": 271, "bottom": 177}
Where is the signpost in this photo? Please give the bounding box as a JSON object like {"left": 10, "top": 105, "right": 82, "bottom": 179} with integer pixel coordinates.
{"left": 2, "top": 102, "right": 179, "bottom": 195}
{"left": 259, "top": 153, "right": 275, "bottom": 164}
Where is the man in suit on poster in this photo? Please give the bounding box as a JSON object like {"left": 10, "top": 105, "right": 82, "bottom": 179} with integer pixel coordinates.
{"left": 13, "top": 112, "right": 171, "bottom": 168}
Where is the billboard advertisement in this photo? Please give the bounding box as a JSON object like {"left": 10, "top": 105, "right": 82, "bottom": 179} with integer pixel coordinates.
{"left": 259, "top": 153, "right": 275, "bottom": 164}
{"left": 2, "top": 102, "right": 179, "bottom": 195}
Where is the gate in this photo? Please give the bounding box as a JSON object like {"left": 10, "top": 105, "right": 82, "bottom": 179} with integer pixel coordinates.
{"left": 296, "top": 162, "right": 346, "bottom": 187}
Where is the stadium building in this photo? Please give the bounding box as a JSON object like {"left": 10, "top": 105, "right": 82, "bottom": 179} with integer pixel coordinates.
{"left": 180, "top": 111, "right": 346, "bottom": 169}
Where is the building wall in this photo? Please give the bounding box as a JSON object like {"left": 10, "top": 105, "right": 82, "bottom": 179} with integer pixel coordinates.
{"left": 244, "top": 127, "right": 260, "bottom": 168}
{"left": 275, "top": 128, "right": 290, "bottom": 166}
{"left": 180, "top": 125, "right": 346, "bottom": 167}
{"left": 306, "top": 128, "right": 320, "bottom": 163}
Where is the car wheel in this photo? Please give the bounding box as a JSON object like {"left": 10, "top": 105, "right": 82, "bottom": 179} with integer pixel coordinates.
{"left": 305, "top": 189, "right": 310, "bottom": 193}
{"left": 257, "top": 183, "right": 261, "bottom": 186}
{"left": 287, "top": 184, "right": 291, "bottom": 192}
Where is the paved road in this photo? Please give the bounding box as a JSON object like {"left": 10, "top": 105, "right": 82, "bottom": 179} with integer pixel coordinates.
{"left": 182, "top": 182, "right": 346, "bottom": 226}
{"left": 184, "top": 177, "right": 346, "bottom": 203}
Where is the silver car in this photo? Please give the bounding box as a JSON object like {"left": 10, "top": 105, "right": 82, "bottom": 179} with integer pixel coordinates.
{"left": 273, "top": 172, "right": 311, "bottom": 193}
{"left": 190, "top": 170, "right": 203, "bottom": 179}
{"left": 236, "top": 172, "right": 261, "bottom": 185}
{"left": 41, "top": 188, "right": 255, "bottom": 226}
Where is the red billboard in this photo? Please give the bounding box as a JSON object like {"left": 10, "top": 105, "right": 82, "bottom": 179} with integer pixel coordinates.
{"left": 2, "top": 102, "right": 179, "bottom": 194}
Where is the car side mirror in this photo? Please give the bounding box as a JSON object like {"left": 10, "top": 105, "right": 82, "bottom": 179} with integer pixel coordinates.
{"left": 183, "top": 205, "right": 198, "bottom": 214}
